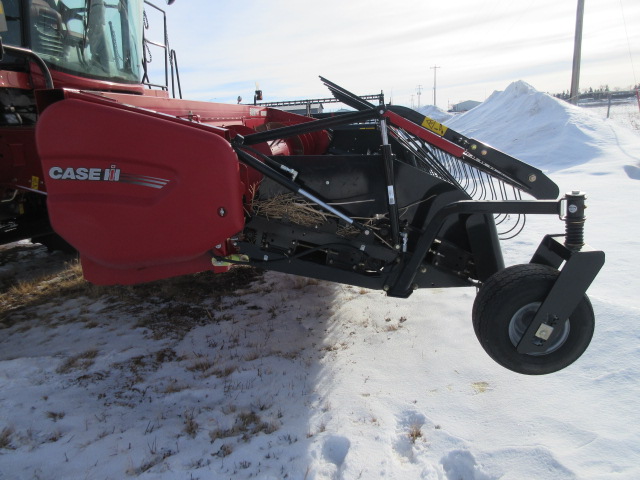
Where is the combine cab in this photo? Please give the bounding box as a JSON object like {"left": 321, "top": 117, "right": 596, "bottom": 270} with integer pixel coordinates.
{"left": 1, "top": 1, "right": 604, "bottom": 375}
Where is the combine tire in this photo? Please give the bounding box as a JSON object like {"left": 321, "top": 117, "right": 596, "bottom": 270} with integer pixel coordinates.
{"left": 472, "top": 264, "right": 594, "bottom": 375}
{"left": 33, "top": 233, "right": 76, "bottom": 253}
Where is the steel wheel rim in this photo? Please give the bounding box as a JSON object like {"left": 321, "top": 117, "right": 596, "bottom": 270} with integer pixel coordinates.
{"left": 508, "top": 302, "right": 571, "bottom": 356}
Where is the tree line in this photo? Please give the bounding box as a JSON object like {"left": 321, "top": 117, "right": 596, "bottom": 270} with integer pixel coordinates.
{"left": 554, "top": 84, "right": 639, "bottom": 101}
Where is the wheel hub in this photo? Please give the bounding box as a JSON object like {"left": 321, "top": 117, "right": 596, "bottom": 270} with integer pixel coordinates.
{"left": 509, "top": 302, "right": 570, "bottom": 356}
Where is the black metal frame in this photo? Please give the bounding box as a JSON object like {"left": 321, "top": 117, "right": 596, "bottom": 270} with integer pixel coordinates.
{"left": 227, "top": 79, "right": 604, "bottom": 349}
{"left": 386, "top": 199, "right": 561, "bottom": 297}
{"left": 518, "top": 235, "right": 605, "bottom": 354}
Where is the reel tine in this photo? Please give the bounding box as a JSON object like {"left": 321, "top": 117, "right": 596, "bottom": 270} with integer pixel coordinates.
{"left": 386, "top": 120, "right": 531, "bottom": 239}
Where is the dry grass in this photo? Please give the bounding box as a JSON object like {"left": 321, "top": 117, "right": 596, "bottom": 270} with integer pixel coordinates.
{"left": 1, "top": 260, "right": 90, "bottom": 320}
{"left": 185, "top": 355, "right": 216, "bottom": 376}
{"left": 408, "top": 424, "right": 423, "bottom": 444}
{"left": 215, "top": 443, "right": 234, "bottom": 458}
{"left": 183, "top": 409, "right": 199, "bottom": 438}
{"left": 209, "top": 410, "right": 280, "bottom": 444}
{"left": 253, "top": 193, "right": 387, "bottom": 241}
{"left": 56, "top": 349, "right": 99, "bottom": 374}
{"left": 253, "top": 193, "right": 329, "bottom": 227}
{"left": 45, "top": 429, "right": 63, "bottom": 443}
{"left": 45, "top": 411, "right": 66, "bottom": 422}
{"left": 125, "top": 266, "right": 264, "bottom": 340}
{"left": 384, "top": 316, "right": 407, "bottom": 332}
{"left": 163, "top": 380, "right": 188, "bottom": 394}
{"left": 109, "top": 348, "right": 178, "bottom": 390}
{"left": 1, "top": 251, "right": 264, "bottom": 337}
{"left": 125, "top": 450, "right": 173, "bottom": 476}
{"left": 0, "top": 426, "right": 14, "bottom": 449}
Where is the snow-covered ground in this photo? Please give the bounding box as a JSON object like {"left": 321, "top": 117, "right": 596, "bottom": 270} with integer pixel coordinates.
{"left": 582, "top": 99, "right": 640, "bottom": 133}
{"left": 1, "top": 82, "right": 639, "bottom": 479}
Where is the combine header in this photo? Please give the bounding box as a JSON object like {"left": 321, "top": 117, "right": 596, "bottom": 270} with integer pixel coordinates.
{"left": 1, "top": 1, "right": 604, "bottom": 374}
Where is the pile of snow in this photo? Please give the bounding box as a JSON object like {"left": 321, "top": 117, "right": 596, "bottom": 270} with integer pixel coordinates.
{"left": 446, "top": 81, "right": 640, "bottom": 308}
{"left": 1, "top": 81, "right": 640, "bottom": 480}
{"left": 416, "top": 105, "right": 453, "bottom": 123}
{"left": 447, "top": 81, "right": 640, "bottom": 172}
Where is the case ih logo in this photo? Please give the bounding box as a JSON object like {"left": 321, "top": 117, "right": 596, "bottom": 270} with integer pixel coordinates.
{"left": 48, "top": 165, "right": 169, "bottom": 189}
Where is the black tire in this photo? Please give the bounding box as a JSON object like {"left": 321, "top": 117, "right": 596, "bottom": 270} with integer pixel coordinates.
{"left": 472, "top": 264, "right": 594, "bottom": 375}
{"left": 33, "top": 233, "right": 76, "bottom": 254}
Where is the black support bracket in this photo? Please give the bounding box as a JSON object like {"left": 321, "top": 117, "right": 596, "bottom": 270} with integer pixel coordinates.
{"left": 517, "top": 235, "right": 605, "bottom": 355}
{"left": 387, "top": 199, "right": 561, "bottom": 298}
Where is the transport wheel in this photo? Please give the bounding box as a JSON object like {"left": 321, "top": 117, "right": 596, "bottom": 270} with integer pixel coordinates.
{"left": 33, "top": 233, "right": 76, "bottom": 254}
{"left": 472, "top": 264, "right": 594, "bottom": 375}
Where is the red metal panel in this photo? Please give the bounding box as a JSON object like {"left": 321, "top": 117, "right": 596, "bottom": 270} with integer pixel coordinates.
{"left": 0, "top": 128, "right": 44, "bottom": 193}
{"left": 0, "top": 70, "right": 32, "bottom": 89}
{"left": 100, "top": 91, "right": 269, "bottom": 128}
{"left": 37, "top": 97, "right": 245, "bottom": 284}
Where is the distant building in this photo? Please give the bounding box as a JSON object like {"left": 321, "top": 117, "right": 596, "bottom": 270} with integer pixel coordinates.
{"left": 450, "top": 100, "right": 481, "bottom": 113}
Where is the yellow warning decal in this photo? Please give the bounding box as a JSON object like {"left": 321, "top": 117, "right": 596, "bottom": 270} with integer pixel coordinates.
{"left": 31, "top": 176, "right": 39, "bottom": 190}
{"left": 420, "top": 117, "right": 448, "bottom": 137}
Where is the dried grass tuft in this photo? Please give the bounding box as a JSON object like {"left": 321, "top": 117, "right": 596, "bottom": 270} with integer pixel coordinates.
{"left": 0, "top": 426, "right": 14, "bottom": 449}
{"left": 56, "top": 349, "right": 99, "bottom": 374}
{"left": 253, "top": 193, "right": 328, "bottom": 227}
{"left": 408, "top": 424, "right": 423, "bottom": 443}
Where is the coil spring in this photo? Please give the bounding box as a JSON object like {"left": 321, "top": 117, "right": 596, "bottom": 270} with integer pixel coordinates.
{"left": 565, "top": 219, "right": 585, "bottom": 250}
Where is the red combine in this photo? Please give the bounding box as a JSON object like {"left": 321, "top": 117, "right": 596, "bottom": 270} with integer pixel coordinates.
{"left": 0, "top": 1, "right": 604, "bottom": 375}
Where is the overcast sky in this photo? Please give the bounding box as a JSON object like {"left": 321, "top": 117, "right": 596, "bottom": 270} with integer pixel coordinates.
{"left": 148, "top": 0, "right": 640, "bottom": 109}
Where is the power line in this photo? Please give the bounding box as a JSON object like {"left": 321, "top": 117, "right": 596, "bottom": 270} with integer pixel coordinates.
{"left": 619, "top": 0, "right": 638, "bottom": 85}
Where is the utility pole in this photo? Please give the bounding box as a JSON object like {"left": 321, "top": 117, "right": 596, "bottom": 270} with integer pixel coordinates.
{"left": 416, "top": 85, "right": 422, "bottom": 109}
{"left": 410, "top": 94, "right": 415, "bottom": 109}
{"left": 569, "top": 0, "right": 585, "bottom": 105}
{"left": 430, "top": 65, "right": 440, "bottom": 106}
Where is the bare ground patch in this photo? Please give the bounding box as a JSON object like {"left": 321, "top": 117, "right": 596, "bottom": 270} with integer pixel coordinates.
{"left": 1, "top": 241, "right": 264, "bottom": 337}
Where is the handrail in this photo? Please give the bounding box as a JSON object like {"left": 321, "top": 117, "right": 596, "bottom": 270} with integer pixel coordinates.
{"left": 0, "top": 41, "right": 54, "bottom": 89}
